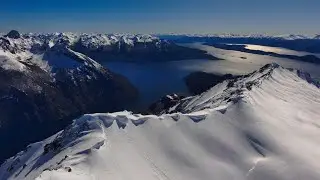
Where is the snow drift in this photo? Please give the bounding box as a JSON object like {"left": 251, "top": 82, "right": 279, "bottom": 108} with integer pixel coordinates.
{"left": 1, "top": 64, "right": 320, "bottom": 180}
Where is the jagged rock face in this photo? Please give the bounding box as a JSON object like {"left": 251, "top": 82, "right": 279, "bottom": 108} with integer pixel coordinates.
{"left": 0, "top": 34, "right": 139, "bottom": 162}
{"left": 148, "top": 94, "right": 185, "bottom": 115}
{"left": 184, "top": 72, "right": 237, "bottom": 95}
{"left": 0, "top": 37, "right": 19, "bottom": 54}
{"left": 6, "top": 30, "right": 21, "bottom": 39}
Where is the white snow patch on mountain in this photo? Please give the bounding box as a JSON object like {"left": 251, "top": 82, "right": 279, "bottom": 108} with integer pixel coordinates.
{"left": 0, "top": 51, "right": 26, "bottom": 71}
{"left": 1, "top": 64, "right": 319, "bottom": 180}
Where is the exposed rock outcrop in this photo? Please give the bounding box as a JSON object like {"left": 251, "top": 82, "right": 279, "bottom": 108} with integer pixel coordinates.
{"left": 148, "top": 94, "right": 184, "bottom": 115}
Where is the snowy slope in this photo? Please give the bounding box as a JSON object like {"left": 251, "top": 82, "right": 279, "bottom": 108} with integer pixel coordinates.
{"left": 1, "top": 64, "right": 319, "bottom": 180}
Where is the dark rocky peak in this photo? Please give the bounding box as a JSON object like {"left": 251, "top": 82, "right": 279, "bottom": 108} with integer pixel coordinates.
{"left": 6, "top": 30, "right": 21, "bottom": 39}
{"left": 258, "top": 63, "right": 280, "bottom": 72}
{"left": 56, "top": 37, "right": 72, "bottom": 47}
{"left": 148, "top": 94, "right": 185, "bottom": 115}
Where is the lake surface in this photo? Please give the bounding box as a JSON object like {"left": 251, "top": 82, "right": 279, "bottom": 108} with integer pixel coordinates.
{"left": 244, "top": 44, "right": 320, "bottom": 58}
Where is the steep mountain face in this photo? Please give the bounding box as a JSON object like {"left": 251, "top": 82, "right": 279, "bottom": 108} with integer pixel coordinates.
{"left": 0, "top": 31, "right": 139, "bottom": 162}
{"left": 1, "top": 64, "right": 319, "bottom": 180}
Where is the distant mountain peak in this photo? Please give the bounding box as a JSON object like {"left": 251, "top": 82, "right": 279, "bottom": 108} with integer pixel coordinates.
{"left": 314, "top": 34, "right": 320, "bottom": 39}
{"left": 5, "top": 30, "right": 21, "bottom": 39}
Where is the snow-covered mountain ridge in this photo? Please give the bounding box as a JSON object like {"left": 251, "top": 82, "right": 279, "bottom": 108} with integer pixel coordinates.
{"left": 164, "top": 63, "right": 319, "bottom": 114}
{"left": 1, "top": 64, "right": 319, "bottom": 180}
{"left": 0, "top": 32, "right": 163, "bottom": 71}
{"left": 0, "top": 31, "right": 217, "bottom": 69}
{"left": 2, "top": 32, "right": 162, "bottom": 50}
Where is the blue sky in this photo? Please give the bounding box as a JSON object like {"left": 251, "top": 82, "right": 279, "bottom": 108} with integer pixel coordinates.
{"left": 1, "top": 0, "right": 319, "bottom": 34}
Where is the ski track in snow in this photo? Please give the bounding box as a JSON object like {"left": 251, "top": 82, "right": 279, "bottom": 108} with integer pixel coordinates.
{"left": 245, "top": 158, "right": 263, "bottom": 178}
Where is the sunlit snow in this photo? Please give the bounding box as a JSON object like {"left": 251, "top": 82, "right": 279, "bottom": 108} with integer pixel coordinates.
{"left": 1, "top": 64, "right": 319, "bottom": 180}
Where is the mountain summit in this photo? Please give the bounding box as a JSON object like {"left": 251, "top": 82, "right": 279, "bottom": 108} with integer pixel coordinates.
{"left": 5, "top": 30, "right": 21, "bottom": 39}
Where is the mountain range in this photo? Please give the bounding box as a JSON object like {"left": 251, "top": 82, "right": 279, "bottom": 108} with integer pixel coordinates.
{"left": 0, "top": 30, "right": 319, "bottom": 180}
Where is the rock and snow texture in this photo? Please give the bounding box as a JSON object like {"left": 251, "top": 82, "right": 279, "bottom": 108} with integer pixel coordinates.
{"left": 0, "top": 32, "right": 216, "bottom": 67}
{"left": 0, "top": 32, "right": 161, "bottom": 71}
{"left": 0, "top": 32, "right": 139, "bottom": 163}
{"left": 1, "top": 64, "right": 320, "bottom": 180}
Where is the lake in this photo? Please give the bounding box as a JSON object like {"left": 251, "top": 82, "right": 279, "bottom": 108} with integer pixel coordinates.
{"left": 104, "top": 44, "right": 320, "bottom": 111}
